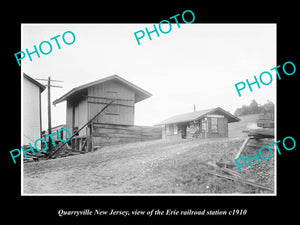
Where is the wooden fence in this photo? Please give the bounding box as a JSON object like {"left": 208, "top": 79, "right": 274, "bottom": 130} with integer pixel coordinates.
{"left": 92, "top": 123, "right": 162, "bottom": 147}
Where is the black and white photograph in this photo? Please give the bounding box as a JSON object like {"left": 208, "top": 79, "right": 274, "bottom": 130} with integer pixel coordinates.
{"left": 21, "top": 23, "right": 276, "bottom": 195}
{"left": 4, "top": 5, "right": 298, "bottom": 224}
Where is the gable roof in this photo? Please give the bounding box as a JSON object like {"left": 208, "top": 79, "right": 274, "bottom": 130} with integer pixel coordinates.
{"left": 155, "top": 107, "right": 240, "bottom": 125}
{"left": 53, "top": 75, "right": 152, "bottom": 105}
{"left": 23, "top": 73, "right": 46, "bottom": 92}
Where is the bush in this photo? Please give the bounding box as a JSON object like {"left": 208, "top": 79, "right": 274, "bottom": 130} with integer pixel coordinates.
{"left": 234, "top": 100, "right": 274, "bottom": 116}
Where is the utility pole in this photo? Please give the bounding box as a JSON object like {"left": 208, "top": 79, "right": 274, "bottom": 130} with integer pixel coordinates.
{"left": 48, "top": 77, "right": 52, "bottom": 152}
{"left": 36, "top": 77, "right": 63, "bottom": 153}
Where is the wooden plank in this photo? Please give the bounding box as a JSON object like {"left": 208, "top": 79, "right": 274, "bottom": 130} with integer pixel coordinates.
{"left": 93, "top": 123, "right": 141, "bottom": 131}
{"left": 235, "top": 137, "right": 250, "bottom": 159}
{"left": 88, "top": 101, "right": 134, "bottom": 108}
{"left": 206, "top": 171, "right": 273, "bottom": 191}
{"left": 47, "top": 100, "right": 115, "bottom": 159}
{"left": 93, "top": 130, "right": 141, "bottom": 136}
{"left": 93, "top": 136, "right": 142, "bottom": 142}
{"left": 247, "top": 128, "right": 274, "bottom": 139}
{"left": 259, "top": 114, "right": 273, "bottom": 120}
{"left": 92, "top": 123, "right": 161, "bottom": 146}
{"left": 215, "top": 161, "right": 237, "bottom": 169}
{"left": 220, "top": 167, "right": 242, "bottom": 178}
{"left": 94, "top": 126, "right": 141, "bottom": 132}
{"left": 93, "top": 132, "right": 161, "bottom": 139}
{"left": 84, "top": 95, "right": 135, "bottom": 102}
{"left": 80, "top": 138, "right": 88, "bottom": 151}
{"left": 68, "top": 152, "right": 81, "bottom": 156}
{"left": 141, "top": 133, "right": 161, "bottom": 136}
{"left": 247, "top": 139, "right": 274, "bottom": 148}
{"left": 257, "top": 121, "right": 274, "bottom": 128}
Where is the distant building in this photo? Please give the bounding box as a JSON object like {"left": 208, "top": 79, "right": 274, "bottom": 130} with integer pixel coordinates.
{"left": 156, "top": 107, "right": 240, "bottom": 139}
{"left": 53, "top": 75, "right": 161, "bottom": 150}
{"left": 23, "top": 73, "right": 46, "bottom": 148}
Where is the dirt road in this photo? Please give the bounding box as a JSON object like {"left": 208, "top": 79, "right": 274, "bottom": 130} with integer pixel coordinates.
{"left": 23, "top": 137, "right": 249, "bottom": 194}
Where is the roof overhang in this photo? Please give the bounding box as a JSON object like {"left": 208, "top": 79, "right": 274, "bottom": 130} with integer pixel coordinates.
{"left": 23, "top": 73, "right": 46, "bottom": 92}
{"left": 156, "top": 107, "right": 240, "bottom": 125}
{"left": 53, "top": 75, "right": 152, "bottom": 105}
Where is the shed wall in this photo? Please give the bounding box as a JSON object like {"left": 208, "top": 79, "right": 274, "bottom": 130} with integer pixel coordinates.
{"left": 92, "top": 123, "right": 162, "bottom": 147}
{"left": 206, "top": 117, "right": 228, "bottom": 138}
{"left": 66, "top": 98, "right": 87, "bottom": 136}
{"left": 66, "top": 101, "right": 73, "bottom": 134}
{"left": 87, "top": 80, "right": 135, "bottom": 125}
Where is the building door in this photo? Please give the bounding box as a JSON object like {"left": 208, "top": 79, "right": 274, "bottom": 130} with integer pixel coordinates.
{"left": 180, "top": 124, "right": 187, "bottom": 139}
{"left": 200, "top": 118, "right": 208, "bottom": 139}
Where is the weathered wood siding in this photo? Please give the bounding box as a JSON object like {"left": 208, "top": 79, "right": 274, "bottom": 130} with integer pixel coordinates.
{"left": 206, "top": 117, "right": 228, "bottom": 138}
{"left": 66, "top": 101, "right": 73, "bottom": 134}
{"left": 78, "top": 98, "right": 87, "bottom": 135}
{"left": 92, "top": 123, "right": 162, "bottom": 147}
{"left": 87, "top": 80, "right": 135, "bottom": 125}
{"left": 66, "top": 97, "right": 87, "bottom": 136}
{"left": 162, "top": 113, "right": 229, "bottom": 140}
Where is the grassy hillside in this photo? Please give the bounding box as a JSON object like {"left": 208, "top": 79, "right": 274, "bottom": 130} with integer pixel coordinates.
{"left": 228, "top": 113, "right": 260, "bottom": 138}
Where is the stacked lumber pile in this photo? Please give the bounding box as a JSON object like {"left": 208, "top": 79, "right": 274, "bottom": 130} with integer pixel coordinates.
{"left": 205, "top": 166, "right": 273, "bottom": 192}
{"left": 22, "top": 145, "right": 48, "bottom": 163}
{"left": 214, "top": 136, "right": 275, "bottom": 193}
{"left": 92, "top": 123, "right": 162, "bottom": 147}
{"left": 257, "top": 113, "right": 274, "bottom": 128}
{"left": 246, "top": 128, "right": 274, "bottom": 139}
{"left": 206, "top": 154, "right": 274, "bottom": 193}
{"left": 46, "top": 142, "right": 89, "bottom": 159}
{"left": 23, "top": 143, "right": 88, "bottom": 163}
{"left": 242, "top": 112, "right": 274, "bottom": 138}
{"left": 231, "top": 113, "right": 275, "bottom": 192}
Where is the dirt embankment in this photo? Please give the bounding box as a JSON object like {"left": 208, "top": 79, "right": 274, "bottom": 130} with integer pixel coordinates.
{"left": 23, "top": 136, "right": 274, "bottom": 194}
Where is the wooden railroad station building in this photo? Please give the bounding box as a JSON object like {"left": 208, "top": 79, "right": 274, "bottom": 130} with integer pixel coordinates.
{"left": 53, "top": 75, "right": 161, "bottom": 151}
{"left": 156, "top": 107, "right": 240, "bottom": 139}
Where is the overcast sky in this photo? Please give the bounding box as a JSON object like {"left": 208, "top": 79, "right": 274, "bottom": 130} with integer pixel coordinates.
{"left": 22, "top": 23, "right": 276, "bottom": 129}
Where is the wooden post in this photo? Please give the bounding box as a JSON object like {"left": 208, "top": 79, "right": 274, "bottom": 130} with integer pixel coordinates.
{"left": 235, "top": 137, "right": 251, "bottom": 159}
{"left": 47, "top": 76, "right": 52, "bottom": 153}
{"left": 35, "top": 77, "right": 63, "bottom": 153}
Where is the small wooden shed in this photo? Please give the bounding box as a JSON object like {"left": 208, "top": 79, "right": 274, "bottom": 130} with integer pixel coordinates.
{"left": 53, "top": 75, "right": 161, "bottom": 150}
{"left": 156, "top": 107, "right": 240, "bottom": 139}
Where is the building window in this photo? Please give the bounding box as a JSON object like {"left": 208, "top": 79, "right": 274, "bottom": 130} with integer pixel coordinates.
{"left": 201, "top": 118, "right": 208, "bottom": 132}
{"left": 166, "top": 124, "right": 170, "bottom": 134}
{"left": 211, "top": 117, "right": 218, "bottom": 133}
{"left": 174, "top": 124, "right": 178, "bottom": 134}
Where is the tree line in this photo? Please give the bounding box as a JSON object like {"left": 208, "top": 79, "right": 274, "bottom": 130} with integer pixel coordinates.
{"left": 234, "top": 100, "right": 274, "bottom": 116}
